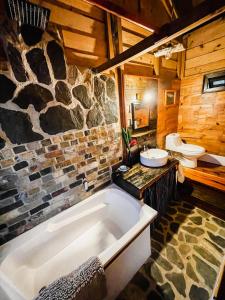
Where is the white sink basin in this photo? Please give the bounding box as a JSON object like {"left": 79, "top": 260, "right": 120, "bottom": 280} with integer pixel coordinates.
{"left": 140, "top": 149, "right": 169, "bottom": 167}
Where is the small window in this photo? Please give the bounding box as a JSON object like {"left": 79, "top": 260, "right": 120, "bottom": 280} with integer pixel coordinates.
{"left": 203, "top": 70, "right": 225, "bottom": 93}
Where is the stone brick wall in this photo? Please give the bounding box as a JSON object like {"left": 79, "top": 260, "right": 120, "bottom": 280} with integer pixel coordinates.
{"left": 0, "top": 33, "right": 122, "bottom": 245}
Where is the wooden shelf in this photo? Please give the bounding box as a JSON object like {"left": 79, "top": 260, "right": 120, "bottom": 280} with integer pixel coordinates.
{"left": 131, "top": 129, "right": 156, "bottom": 138}
{"left": 183, "top": 161, "right": 225, "bottom": 192}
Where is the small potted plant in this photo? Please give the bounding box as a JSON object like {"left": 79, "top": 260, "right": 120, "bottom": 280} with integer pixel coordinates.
{"left": 122, "top": 128, "right": 138, "bottom": 166}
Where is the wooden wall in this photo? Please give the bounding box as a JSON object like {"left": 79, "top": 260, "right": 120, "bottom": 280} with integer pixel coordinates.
{"left": 157, "top": 69, "right": 180, "bottom": 148}
{"left": 178, "top": 18, "right": 225, "bottom": 156}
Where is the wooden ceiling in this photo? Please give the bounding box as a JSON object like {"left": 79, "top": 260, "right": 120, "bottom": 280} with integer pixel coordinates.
{"left": 1, "top": 0, "right": 224, "bottom": 71}
{"left": 29, "top": 0, "right": 174, "bottom": 68}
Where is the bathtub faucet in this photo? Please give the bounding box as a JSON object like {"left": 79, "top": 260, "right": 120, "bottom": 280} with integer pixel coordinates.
{"left": 82, "top": 177, "right": 89, "bottom": 192}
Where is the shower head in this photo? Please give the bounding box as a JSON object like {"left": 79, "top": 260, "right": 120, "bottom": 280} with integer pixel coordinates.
{"left": 5, "top": 0, "right": 51, "bottom": 45}
{"left": 5, "top": 0, "right": 50, "bottom": 31}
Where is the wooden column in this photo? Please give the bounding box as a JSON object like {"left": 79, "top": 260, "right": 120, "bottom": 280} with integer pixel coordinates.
{"left": 106, "top": 12, "right": 127, "bottom": 159}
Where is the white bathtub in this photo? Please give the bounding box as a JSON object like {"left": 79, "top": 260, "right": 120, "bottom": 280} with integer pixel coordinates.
{"left": 0, "top": 184, "right": 157, "bottom": 300}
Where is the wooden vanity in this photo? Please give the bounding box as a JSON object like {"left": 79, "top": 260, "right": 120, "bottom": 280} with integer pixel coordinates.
{"left": 112, "top": 158, "right": 179, "bottom": 200}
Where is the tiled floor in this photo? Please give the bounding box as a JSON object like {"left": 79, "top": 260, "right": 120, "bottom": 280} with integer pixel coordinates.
{"left": 117, "top": 198, "right": 225, "bottom": 300}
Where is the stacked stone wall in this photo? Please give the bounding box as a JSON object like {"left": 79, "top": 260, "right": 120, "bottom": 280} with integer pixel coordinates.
{"left": 0, "top": 34, "right": 122, "bottom": 245}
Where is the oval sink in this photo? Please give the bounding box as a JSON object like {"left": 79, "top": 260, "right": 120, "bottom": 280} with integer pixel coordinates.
{"left": 140, "top": 149, "right": 169, "bottom": 167}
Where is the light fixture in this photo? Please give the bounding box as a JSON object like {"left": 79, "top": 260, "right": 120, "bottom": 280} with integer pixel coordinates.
{"left": 5, "top": 0, "right": 51, "bottom": 46}
{"left": 6, "top": 0, "right": 50, "bottom": 29}
{"left": 154, "top": 43, "right": 185, "bottom": 60}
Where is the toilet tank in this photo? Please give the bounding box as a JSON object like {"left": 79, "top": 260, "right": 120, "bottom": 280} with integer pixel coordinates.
{"left": 165, "top": 133, "right": 183, "bottom": 150}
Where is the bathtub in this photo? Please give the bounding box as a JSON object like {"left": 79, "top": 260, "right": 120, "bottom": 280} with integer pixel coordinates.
{"left": 0, "top": 184, "right": 157, "bottom": 300}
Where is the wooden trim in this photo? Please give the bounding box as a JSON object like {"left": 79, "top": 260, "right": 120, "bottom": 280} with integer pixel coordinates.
{"left": 106, "top": 13, "right": 115, "bottom": 59}
{"left": 168, "top": 0, "right": 178, "bottom": 18}
{"left": 92, "top": 0, "right": 225, "bottom": 73}
{"left": 121, "top": 26, "right": 148, "bottom": 39}
{"left": 183, "top": 165, "right": 225, "bottom": 192}
{"left": 123, "top": 70, "right": 158, "bottom": 79}
{"left": 116, "top": 67, "right": 127, "bottom": 160}
{"left": 117, "top": 17, "right": 123, "bottom": 56}
{"left": 153, "top": 57, "right": 160, "bottom": 76}
{"left": 161, "top": 0, "right": 178, "bottom": 20}
{"left": 121, "top": 18, "right": 152, "bottom": 38}
{"left": 83, "top": 0, "right": 158, "bottom": 32}
{"left": 161, "top": 0, "right": 173, "bottom": 19}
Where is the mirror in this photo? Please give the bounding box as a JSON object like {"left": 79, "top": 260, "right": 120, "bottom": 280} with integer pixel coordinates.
{"left": 131, "top": 102, "right": 150, "bottom": 130}
{"left": 124, "top": 75, "right": 158, "bottom": 133}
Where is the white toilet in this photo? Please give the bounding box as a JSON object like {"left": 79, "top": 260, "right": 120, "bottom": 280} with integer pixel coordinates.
{"left": 165, "top": 133, "right": 205, "bottom": 168}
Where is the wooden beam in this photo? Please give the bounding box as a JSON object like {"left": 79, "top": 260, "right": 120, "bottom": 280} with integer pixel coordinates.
{"left": 106, "top": 13, "right": 115, "bottom": 59}
{"left": 92, "top": 0, "right": 225, "bottom": 73}
{"left": 153, "top": 57, "right": 160, "bottom": 76}
{"left": 161, "top": 0, "right": 178, "bottom": 20}
{"left": 83, "top": 0, "right": 158, "bottom": 32}
{"left": 177, "top": 37, "right": 186, "bottom": 78}
{"left": 116, "top": 67, "right": 126, "bottom": 129}
{"left": 106, "top": 13, "right": 127, "bottom": 159}
{"left": 121, "top": 19, "right": 152, "bottom": 37}
{"left": 124, "top": 64, "right": 154, "bottom": 77}
{"left": 168, "top": 0, "right": 178, "bottom": 18}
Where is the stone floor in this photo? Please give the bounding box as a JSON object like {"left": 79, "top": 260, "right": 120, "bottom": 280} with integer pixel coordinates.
{"left": 117, "top": 198, "right": 225, "bottom": 300}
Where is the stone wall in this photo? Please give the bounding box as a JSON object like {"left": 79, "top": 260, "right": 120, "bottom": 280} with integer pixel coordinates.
{"left": 0, "top": 33, "right": 122, "bottom": 245}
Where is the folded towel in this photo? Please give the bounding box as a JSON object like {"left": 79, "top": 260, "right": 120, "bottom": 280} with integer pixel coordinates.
{"left": 177, "top": 163, "right": 185, "bottom": 183}
{"left": 34, "top": 257, "right": 107, "bottom": 300}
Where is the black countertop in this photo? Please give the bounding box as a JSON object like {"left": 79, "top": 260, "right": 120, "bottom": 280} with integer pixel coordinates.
{"left": 112, "top": 158, "right": 179, "bottom": 199}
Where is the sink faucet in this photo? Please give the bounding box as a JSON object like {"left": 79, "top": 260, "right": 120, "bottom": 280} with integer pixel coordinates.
{"left": 82, "top": 177, "right": 89, "bottom": 192}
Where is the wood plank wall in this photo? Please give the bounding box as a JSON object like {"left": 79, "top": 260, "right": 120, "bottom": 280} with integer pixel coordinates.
{"left": 178, "top": 18, "right": 225, "bottom": 156}
{"left": 157, "top": 69, "right": 180, "bottom": 148}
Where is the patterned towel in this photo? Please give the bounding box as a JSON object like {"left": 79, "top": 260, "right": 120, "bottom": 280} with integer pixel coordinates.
{"left": 34, "top": 257, "right": 107, "bottom": 300}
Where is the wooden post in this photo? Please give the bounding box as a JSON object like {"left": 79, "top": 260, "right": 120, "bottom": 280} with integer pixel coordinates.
{"left": 153, "top": 56, "right": 160, "bottom": 76}
{"left": 106, "top": 12, "right": 127, "bottom": 159}
{"left": 177, "top": 37, "right": 186, "bottom": 79}
{"left": 177, "top": 50, "right": 185, "bottom": 79}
